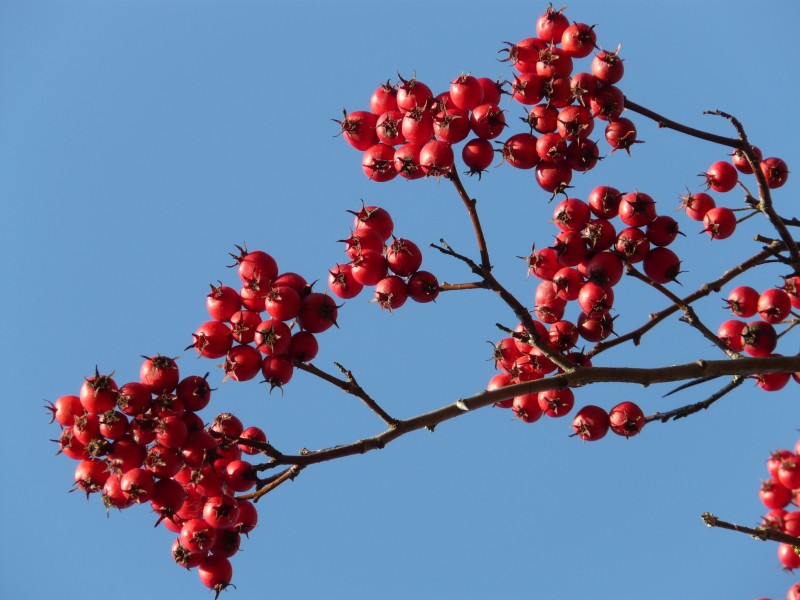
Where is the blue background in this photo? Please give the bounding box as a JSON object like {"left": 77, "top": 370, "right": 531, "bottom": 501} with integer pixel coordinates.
{"left": 1, "top": 1, "right": 798, "bottom": 599}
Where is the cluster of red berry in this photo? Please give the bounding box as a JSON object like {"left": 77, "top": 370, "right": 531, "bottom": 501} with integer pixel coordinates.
{"left": 337, "top": 4, "right": 643, "bottom": 191}
{"left": 758, "top": 442, "right": 800, "bottom": 593}
{"left": 47, "top": 357, "right": 267, "bottom": 597}
{"left": 189, "top": 245, "right": 332, "bottom": 390}
{"left": 328, "top": 204, "right": 440, "bottom": 309}
{"left": 481, "top": 140, "right": 794, "bottom": 438}
{"left": 718, "top": 283, "right": 800, "bottom": 391}
{"left": 486, "top": 327, "right": 645, "bottom": 440}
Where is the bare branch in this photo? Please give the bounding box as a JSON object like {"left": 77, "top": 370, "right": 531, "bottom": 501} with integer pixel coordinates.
{"left": 701, "top": 512, "right": 800, "bottom": 546}
{"left": 447, "top": 166, "right": 492, "bottom": 271}
{"left": 623, "top": 97, "right": 740, "bottom": 147}
{"left": 260, "top": 355, "right": 800, "bottom": 470}
{"left": 624, "top": 263, "right": 741, "bottom": 358}
{"left": 238, "top": 465, "right": 304, "bottom": 503}
{"left": 432, "top": 240, "right": 575, "bottom": 371}
{"left": 646, "top": 376, "right": 744, "bottom": 423}
{"left": 294, "top": 361, "right": 399, "bottom": 428}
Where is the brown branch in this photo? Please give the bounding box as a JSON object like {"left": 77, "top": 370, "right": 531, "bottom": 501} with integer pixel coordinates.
{"left": 782, "top": 216, "right": 800, "bottom": 228}
{"left": 447, "top": 166, "right": 492, "bottom": 271}
{"left": 623, "top": 98, "right": 740, "bottom": 147}
{"left": 294, "top": 361, "right": 399, "bottom": 428}
{"left": 701, "top": 512, "right": 800, "bottom": 546}
{"left": 589, "top": 242, "right": 785, "bottom": 357}
{"left": 237, "top": 465, "right": 304, "bottom": 503}
{"left": 624, "top": 263, "right": 741, "bottom": 359}
{"left": 208, "top": 429, "right": 285, "bottom": 460}
{"left": 645, "top": 376, "right": 744, "bottom": 423}
{"left": 704, "top": 110, "right": 800, "bottom": 270}
{"left": 258, "top": 355, "right": 800, "bottom": 470}
{"left": 439, "top": 281, "right": 487, "bottom": 292}
{"left": 431, "top": 240, "right": 575, "bottom": 371}
{"left": 624, "top": 97, "right": 798, "bottom": 269}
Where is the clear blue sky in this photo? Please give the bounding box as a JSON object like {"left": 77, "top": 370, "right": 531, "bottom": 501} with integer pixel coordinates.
{"left": 2, "top": 1, "right": 799, "bottom": 599}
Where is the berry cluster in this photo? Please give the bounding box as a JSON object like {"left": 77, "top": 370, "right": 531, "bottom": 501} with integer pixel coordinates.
{"left": 759, "top": 441, "right": 800, "bottom": 584}
{"left": 338, "top": 4, "right": 643, "bottom": 192}
{"left": 47, "top": 358, "right": 267, "bottom": 597}
{"left": 189, "top": 245, "right": 332, "bottom": 390}
{"left": 328, "top": 204, "right": 440, "bottom": 309}
{"left": 717, "top": 281, "right": 800, "bottom": 391}
{"left": 483, "top": 146, "right": 794, "bottom": 438}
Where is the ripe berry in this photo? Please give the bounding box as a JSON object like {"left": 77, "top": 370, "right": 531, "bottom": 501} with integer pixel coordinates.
{"left": 369, "top": 81, "right": 398, "bottom": 115}
{"left": 198, "top": 555, "right": 233, "bottom": 596}
{"left": 335, "top": 110, "right": 378, "bottom": 151}
{"left": 731, "top": 145, "right": 762, "bottom": 174}
{"left": 759, "top": 157, "right": 789, "bottom": 189}
{"left": 740, "top": 321, "right": 778, "bottom": 357}
{"left": 140, "top": 355, "right": 179, "bottom": 395}
{"left": 373, "top": 276, "right": 409, "bottom": 311}
{"left": 297, "top": 293, "right": 339, "bottom": 334}
{"left": 716, "top": 319, "right": 746, "bottom": 352}
{"left": 680, "top": 191, "right": 715, "bottom": 221}
{"left": 512, "top": 393, "right": 543, "bottom": 423}
{"left": 462, "top": 138, "right": 495, "bottom": 176}
{"left": 501, "top": 133, "right": 539, "bottom": 169}
{"left": 469, "top": 103, "right": 506, "bottom": 139}
{"left": 538, "top": 388, "right": 575, "bottom": 417}
{"left": 524, "top": 104, "right": 559, "bottom": 134}
{"left": 536, "top": 3, "right": 569, "bottom": 43}
{"left": 561, "top": 22, "right": 597, "bottom": 58}
{"left": 362, "top": 143, "right": 398, "bottom": 182}
{"left": 449, "top": 74, "right": 484, "bottom": 111}
{"left": 618, "top": 192, "right": 657, "bottom": 227}
{"left": 592, "top": 48, "right": 624, "bottom": 84}
{"left": 702, "top": 207, "right": 736, "bottom": 239}
{"left": 726, "top": 286, "right": 759, "bottom": 318}
{"left": 605, "top": 118, "right": 640, "bottom": 155}
{"left": 759, "top": 479, "right": 792, "bottom": 510}
{"left": 394, "top": 143, "right": 425, "bottom": 180}
{"left": 757, "top": 288, "right": 792, "bottom": 324}
{"left": 572, "top": 405, "right": 610, "bottom": 441}
{"left": 407, "top": 271, "right": 440, "bottom": 303}
{"left": 608, "top": 401, "right": 645, "bottom": 438}
{"left": 351, "top": 205, "right": 394, "bottom": 242}
{"left": 700, "top": 161, "right": 738, "bottom": 193}
{"left": 419, "top": 140, "right": 455, "bottom": 176}
{"left": 642, "top": 247, "right": 681, "bottom": 284}
{"left": 328, "top": 264, "right": 364, "bottom": 300}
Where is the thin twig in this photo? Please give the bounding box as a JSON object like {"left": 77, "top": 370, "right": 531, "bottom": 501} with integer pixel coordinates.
{"left": 589, "top": 242, "right": 784, "bottom": 357}
{"left": 237, "top": 465, "right": 304, "bottom": 503}
{"left": 447, "top": 167, "right": 492, "bottom": 271}
{"left": 623, "top": 98, "right": 740, "bottom": 147}
{"left": 294, "top": 361, "right": 399, "bottom": 428}
{"left": 431, "top": 240, "right": 575, "bottom": 371}
{"left": 701, "top": 512, "right": 800, "bottom": 546}
{"left": 208, "top": 429, "right": 285, "bottom": 460}
{"left": 439, "top": 281, "right": 487, "bottom": 292}
{"left": 624, "top": 263, "right": 741, "bottom": 358}
{"left": 646, "top": 376, "right": 744, "bottom": 423}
